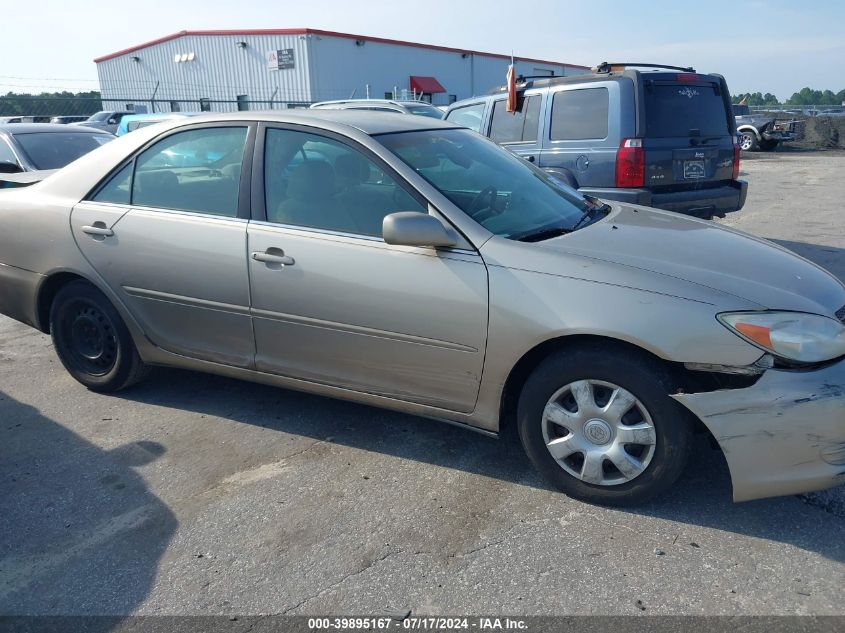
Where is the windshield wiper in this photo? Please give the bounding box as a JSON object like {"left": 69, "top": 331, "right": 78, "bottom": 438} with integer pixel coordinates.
{"left": 514, "top": 226, "right": 571, "bottom": 242}
{"left": 570, "top": 198, "right": 612, "bottom": 232}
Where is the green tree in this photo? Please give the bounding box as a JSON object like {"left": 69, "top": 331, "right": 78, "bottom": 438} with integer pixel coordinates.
{"left": 732, "top": 92, "right": 780, "bottom": 106}
{"left": 0, "top": 90, "right": 102, "bottom": 117}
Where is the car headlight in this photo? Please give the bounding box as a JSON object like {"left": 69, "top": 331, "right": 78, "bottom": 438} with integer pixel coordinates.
{"left": 718, "top": 311, "right": 845, "bottom": 363}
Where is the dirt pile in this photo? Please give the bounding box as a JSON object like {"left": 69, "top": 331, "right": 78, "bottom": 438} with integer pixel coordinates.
{"left": 792, "top": 116, "right": 845, "bottom": 149}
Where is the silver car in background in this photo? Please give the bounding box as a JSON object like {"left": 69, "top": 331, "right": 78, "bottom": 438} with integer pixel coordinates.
{"left": 0, "top": 111, "right": 843, "bottom": 506}
{"left": 310, "top": 99, "right": 444, "bottom": 119}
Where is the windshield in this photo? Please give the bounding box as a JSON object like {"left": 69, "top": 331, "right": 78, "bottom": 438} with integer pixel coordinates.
{"left": 378, "top": 129, "right": 593, "bottom": 239}
{"left": 405, "top": 104, "right": 444, "bottom": 119}
{"left": 87, "top": 112, "right": 111, "bottom": 122}
{"left": 15, "top": 132, "right": 112, "bottom": 169}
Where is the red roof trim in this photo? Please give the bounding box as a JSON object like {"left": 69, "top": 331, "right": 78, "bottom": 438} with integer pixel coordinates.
{"left": 93, "top": 28, "right": 590, "bottom": 69}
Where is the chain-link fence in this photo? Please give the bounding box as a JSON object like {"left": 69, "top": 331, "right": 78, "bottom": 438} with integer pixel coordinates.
{"left": 0, "top": 97, "right": 315, "bottom": 120}
{"left": 748, "top": 105, "right": 844, "bottom": 115}
{"left": 0, "top": 93, "right": 452, "bottom": 121}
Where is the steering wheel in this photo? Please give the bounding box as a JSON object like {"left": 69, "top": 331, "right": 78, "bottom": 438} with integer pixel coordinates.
{"left": 467, "top": 186, "right": 498, "bottom": 221}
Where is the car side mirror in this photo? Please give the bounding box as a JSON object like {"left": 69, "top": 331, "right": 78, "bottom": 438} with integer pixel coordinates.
{"left": 108, "top": 118, "right": 117, "bottom": 124}
{"left": 382, "top": 212, "right": 457, "bottom": 248}
{"left": 0, "top": 161, "right": 23, "bottom": 174}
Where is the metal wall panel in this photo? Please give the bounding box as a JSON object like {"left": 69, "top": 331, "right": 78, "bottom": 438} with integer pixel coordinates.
{"left": 95, "top": 32, "right": 589, "bottom": 109}
{"left": 97, "top": 33, "right": 313, "bottom": 111}
{"left": 309, "top": 35, "right": 588, "bottom": 104}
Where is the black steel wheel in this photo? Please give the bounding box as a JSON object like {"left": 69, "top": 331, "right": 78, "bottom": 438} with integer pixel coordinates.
{"left": 50, "top": 280, "right": 149, "bottom": 391}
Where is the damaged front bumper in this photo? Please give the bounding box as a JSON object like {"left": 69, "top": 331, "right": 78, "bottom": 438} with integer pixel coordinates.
{"left": 672, "top": 359, "right": 845, "bottom": 502}
{"left": 761, "top": 130, "right": 796, "bottom": 142}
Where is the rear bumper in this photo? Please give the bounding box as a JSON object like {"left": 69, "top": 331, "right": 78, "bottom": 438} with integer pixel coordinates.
{"left": 0, "top": 262, "right": 42, "bottom": 329}
{"left": 580, "top": 180, "right": 747, "bottom": 218}
{"left": 673, "top": 360, "right": 845, "bottom": 502}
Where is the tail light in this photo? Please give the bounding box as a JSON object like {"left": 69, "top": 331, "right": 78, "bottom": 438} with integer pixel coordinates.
{"left": 615, "top": 138, "right": 644, "bottom": 187}
{"left": 676, "top": 73, "right": 701, "bottom": 82}
{"left": 732, "top": 142, "right": 740, "bottom": 180}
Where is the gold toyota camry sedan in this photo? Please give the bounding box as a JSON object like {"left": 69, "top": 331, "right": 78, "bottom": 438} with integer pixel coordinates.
{"left": 0, "top": 111, "right": 843, "bottom": 506}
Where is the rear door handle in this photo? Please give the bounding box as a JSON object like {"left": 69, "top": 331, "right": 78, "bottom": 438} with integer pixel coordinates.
{"left": 81, "top": 224, "right": 114, "bottom": 237}
{"left": 251, "top": 250, "right": 295, "bottom": 266}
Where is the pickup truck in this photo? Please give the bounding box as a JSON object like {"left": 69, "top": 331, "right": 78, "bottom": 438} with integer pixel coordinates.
{"left": 733, "top": 104, "right": 798, "bottom": 151}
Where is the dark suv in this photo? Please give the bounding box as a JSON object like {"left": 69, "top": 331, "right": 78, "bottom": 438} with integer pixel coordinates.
{"left": 445, "top": 63, "right": 746, "bottom": 219}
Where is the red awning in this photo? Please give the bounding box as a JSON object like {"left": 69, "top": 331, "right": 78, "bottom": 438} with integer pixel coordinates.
{"left": 409, "top": 76, "right": 446, "bottom": 94}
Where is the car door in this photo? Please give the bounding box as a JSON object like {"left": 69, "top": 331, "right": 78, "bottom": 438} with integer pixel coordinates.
{"left": 540, "top": 84, "right": 616, "bottom": 188}
{"left": 247, "top": 124, "right": 489, "bottom": 413}
{"left": 71, "top": 123, "right": 257, "bottom": 368}
{"left": 487, "top": 94, "right": 543, "bottom": 164}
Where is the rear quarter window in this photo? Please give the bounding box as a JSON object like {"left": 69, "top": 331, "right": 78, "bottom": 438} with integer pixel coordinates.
{"left": 549, "top": 88, "right": 609, "bottom": 141}
{"left": 645, "top": 82, "right": 730, "bottom": 138}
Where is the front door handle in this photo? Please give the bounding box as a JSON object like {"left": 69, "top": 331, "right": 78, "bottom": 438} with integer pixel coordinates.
{"left": 81, "top": 224, "right": 114, "bottom": 237}
{"left": 251, "top": 250, "right": 295, "bottom": 266}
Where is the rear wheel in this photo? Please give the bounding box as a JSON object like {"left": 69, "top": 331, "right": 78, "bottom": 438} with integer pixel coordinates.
{"left": 50, "top": 280, "right": 149, "bottom": 392}
{"left": 739, "top": 129, "right": 759, "bottom": 151}
{"left": 517, "top": 346, "right": 693, "bottom": 506}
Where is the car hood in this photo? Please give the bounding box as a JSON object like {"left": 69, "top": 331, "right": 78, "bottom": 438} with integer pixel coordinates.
{"left": 537, "top": 205, "right": 845, "bottom": 315}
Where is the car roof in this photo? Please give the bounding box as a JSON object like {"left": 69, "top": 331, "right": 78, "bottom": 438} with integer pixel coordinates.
{"left": 122, "top": 112, "right": 196, "bottom": 121}
{"left": 0, "top": 123, "right": 113, "bottom": 134}
{"left": 312, "top": 99, "right": 439, "bottom": 109}
{"left": 178, "top": 110, "right": 460, "bottom": 135}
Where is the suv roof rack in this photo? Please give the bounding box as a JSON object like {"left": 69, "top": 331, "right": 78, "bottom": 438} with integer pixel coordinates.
{"left": 592, "top": 62, "right": 696, "bottom": 74}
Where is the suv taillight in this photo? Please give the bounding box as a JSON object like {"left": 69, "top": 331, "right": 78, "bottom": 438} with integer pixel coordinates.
{"left": 615, "top": 138, "right": 644, "bottom": 188}
{"left": 732, "top": 142, "right": 740, "bottom": 180}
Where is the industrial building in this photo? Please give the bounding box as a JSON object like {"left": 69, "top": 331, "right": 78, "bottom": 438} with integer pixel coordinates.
{"left": 94, "top": 28, "right": 588, "bottom": 112}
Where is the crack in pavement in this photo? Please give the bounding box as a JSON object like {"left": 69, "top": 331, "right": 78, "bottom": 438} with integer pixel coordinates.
{"left": 282, "top": 548, "right": 404, "bottom": 614}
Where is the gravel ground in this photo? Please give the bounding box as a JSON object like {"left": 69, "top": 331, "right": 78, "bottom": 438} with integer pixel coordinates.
{"left": 1, "top": 151, "right": 844, "bottom": 617}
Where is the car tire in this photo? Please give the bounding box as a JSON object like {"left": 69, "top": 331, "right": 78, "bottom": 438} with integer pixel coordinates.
{"left": 739, "top": 129, "right": 759, "bottom": 151}
{"left": 517, "top": 345, "right": 693, "bottom": 506}
{"left": 50, "top": 280, "right": 150, "bottom": 392}
{"left": 759, "top": 139, "right": 779, "bottom": 151}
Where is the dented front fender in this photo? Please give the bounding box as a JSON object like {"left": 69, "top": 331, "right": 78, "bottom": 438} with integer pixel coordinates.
{"left": 672, "top": 360, "right": 845, "bottom": 502}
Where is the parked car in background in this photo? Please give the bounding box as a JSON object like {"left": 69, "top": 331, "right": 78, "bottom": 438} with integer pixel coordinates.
{"left": 445, "top": 63, "right": 747, "bottom": 219}
{"left": 50, "top": 115, "right": 90, "bottom": 124}
{"left": 116, "top": 112, "right": 200, "bottom": 136}
{"left": 0, "top": 111, "right": 843, "bottom": 506}
{"left": 73, "top": 111, "right": 135, "bottom": 134}
{"left": 732, "top": 104, "right": 798, "bottom": 151}
{"left": 0, "top": 124, "right": 114, "bottom": 174}
{"left": 310, "top": 99, "right": 444, "bottom": 119}
{"left": 0, "top": 116, "right": 51, "bottom": 124}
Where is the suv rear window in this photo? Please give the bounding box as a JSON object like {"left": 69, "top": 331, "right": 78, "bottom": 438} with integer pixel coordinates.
{"left": 489, "top": 95, "right": 541, "bottom": 143}
{"left": 645, "top": 82, "right": 730, "bottom": 138}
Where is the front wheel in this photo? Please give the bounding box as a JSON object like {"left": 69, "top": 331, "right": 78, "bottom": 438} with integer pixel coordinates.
{"left": 739, "top": 129, "right": 759, "bottom": 151}
{"left": 50, "top": 280, "right": 149, "bottom": 392}
{"left": 517, "top": 346, "right": 693, "bottom": 506}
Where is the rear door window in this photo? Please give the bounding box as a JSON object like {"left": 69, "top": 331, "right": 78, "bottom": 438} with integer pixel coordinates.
{"left": 131, "top": 126, "right": 248, "bottom": 217}
{"left": 645, "top": 82, "right": 730, "bottom": 137}
{"left": 550, "top": 88, "right": 609, "bottom": 140}
{"left": 489, "top": 95, "right": 541, "bottom": 143}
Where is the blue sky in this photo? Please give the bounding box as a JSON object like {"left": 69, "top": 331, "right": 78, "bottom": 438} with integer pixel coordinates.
{"left": 2, "top": 0, "right": 843, "bottom": 99}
